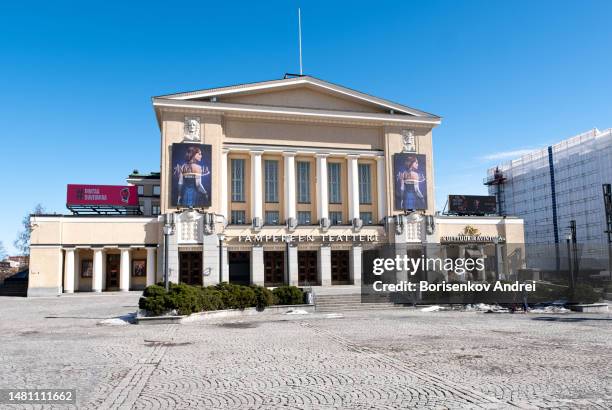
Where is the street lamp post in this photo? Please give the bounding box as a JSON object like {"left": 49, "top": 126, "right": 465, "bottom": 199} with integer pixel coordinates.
{"left": 163, "top": 213, "right": 175, "bottom": 292}
{"left": 218, "top": 233, "right": 225, "bottom": 284}
{"left": 566, "top": 233, "right": 573, "bottom": 290}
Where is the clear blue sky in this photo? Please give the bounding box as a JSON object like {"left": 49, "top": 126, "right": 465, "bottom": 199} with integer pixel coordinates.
{"left": 1, "top": 1, "right": 611, "bottom": 253}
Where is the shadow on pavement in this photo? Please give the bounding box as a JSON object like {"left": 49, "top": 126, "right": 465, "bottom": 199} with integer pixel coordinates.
{"left": 532, "top": 316, "right": 612, "bottom": 322}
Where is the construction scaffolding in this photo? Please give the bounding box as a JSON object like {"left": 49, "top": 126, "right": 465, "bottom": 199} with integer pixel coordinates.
{"left": 486, "top": 128, "right": 612, "bottom": 270}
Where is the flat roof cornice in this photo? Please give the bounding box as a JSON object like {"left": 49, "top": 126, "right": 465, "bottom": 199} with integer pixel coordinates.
{"left": 154, "top": 76, "right": 440, "bottom": 119}
{"left": 152, "top": 98, "right": 441, "bottom": 127}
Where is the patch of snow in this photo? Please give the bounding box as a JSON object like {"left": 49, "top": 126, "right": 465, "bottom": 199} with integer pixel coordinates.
{"left": 463, "top": 304, "right": 508, "bottom": 313}
{"left": 285, "top": 309, "right": 309, "bottom": 315}
{"left": 325, "top": 313, "right": 344, "bottom": 319}
{"left": 98, "top": 313, "right": 136, "bottom": 326}
{"left": 530, "top": 306, "right": 570, "bottom": 314}
{"left": 420, "top": 305, "right": 443, "bottom": 312}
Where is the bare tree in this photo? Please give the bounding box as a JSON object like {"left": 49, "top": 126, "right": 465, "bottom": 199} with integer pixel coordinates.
{"left": 14, "top": 204, "right": 46, "bottom": 258}
{"left": 0, "top": 241, "right": 6, "bottom": 261}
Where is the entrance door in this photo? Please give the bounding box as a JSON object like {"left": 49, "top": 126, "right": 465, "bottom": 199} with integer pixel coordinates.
{"left": 264, "top": 251, "right": 285, "bottom": 286}
{"left": 229, "top": 251, "right": 250, "bottom": 285}
{"left": 331, "top": 250, "right": 351, "bottom": 285}
{"left": 298, "top": 251, "right": 318, "bottom": 285}
{"left": 106, "top": 254, "right": 120, "bottom": 290}
{"left": 179, "top": 252, "right": 202, "bottom": 286}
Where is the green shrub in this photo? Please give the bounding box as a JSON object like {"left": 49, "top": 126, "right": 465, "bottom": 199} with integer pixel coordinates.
{"left": 140, "top": 282, "right": 296, "bottom": 316}
{"left": 604, "top": 283, "right": 612, "bottom": 293}
{"left": 272, "top": 286, "right": 304, "bottom": 305}
{"left": 567, "top": 284, "right": 601, "bottom": 304}
{"left": 164, "top": 283, "right": 202, "bottom": 315}
{"left": 139, "top": 295, "right": 167, "bottom": 316}
{"left": 143, "top": 284, "right": 167, "bottom": 298}
{"left": 234, "top": 286, "right": 256, "bottom": 310}
{"left": 251, "top": 285, "right": 274, "bottom": 311}
{"left": 198, "top": 287, "right": 225, "bottom": 311}
{"left": 215, "top": 282, "right": 239, "bottom": 308}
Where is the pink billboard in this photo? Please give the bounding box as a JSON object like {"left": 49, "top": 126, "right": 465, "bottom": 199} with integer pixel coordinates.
{"left": 67, "top": 184, "right": 139, "bottom": 207}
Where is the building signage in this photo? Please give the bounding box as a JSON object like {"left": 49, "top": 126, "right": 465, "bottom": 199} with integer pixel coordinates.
{"left": 393, "top": 153, "right": 428, "bottom": 210}
{"left": 171, "top": 143, "right": 212, "bottom": 208}
{"left": 238, "top": 234, "right": 379, "bottom": 243}
{"left": 66, "top": 185, "right": 138, "bottom": 206}
{"left": 440, "top": 235, "right": 504, "bottom": 243}
{"left": 448, "top": 195, "right": 497, "bottom": 215}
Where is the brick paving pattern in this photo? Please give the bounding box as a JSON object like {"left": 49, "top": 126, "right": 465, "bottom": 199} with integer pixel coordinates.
{"left": 1, "top": 294, "right": 611, "bottom": 409}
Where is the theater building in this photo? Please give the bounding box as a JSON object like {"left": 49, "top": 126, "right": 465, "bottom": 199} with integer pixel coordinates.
{"left": 28, "top": 76, "right": 525, "bottom": 296}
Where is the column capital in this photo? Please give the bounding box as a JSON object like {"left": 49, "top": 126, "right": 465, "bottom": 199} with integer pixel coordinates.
{"left": 375, "top": 155, "right": 385, "bottom": 162}
{"left": 282, "top": 151, "right": 297, "bottom": 158}
{"left": 222, "top": 147, "right": 230, "bottom": 154}
{"left": 249, "top": 150, "right": 264, "bottom": 157}
{"left": 346, "top": 154, "right": 360, "bottom": 160}
{"left": 315, "top": 153, "right": 330, "bottom": 159}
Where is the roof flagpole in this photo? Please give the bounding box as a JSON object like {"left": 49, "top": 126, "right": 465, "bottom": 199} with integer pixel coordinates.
{"left": 298, "top": 8, "right": 303, "bottom": 75}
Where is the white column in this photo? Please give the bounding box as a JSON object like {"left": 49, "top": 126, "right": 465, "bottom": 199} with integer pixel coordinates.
{"left": 288, "top": 245, "right": 299, "bottom": 286}
{"left": 146, "top": 247, "right": 156, "bottom": 287}
{"left": 92, "top": 248, "right": 104, "bottom": 292}
{"left": 283, "top": 152, "right": 297, "bottom": 222}
{"left": 221, "top": 149, "right": 229, "bottom": 221}
{"left": 316, "top": 153, "right": 329, "bottom": 221}
{"left": 350, "top": 245, "right": 362, "bottom": 286}
{"left": 319, "top": 244, "right": 332, "bottom": 286}
{"left": 63, "top": 248, "right": 76, "bottom": 293}
{"left": 251, "top": 245, "right": 265, "bottom": 286}
{"left": 221, "top": 243, "right": 229, "bottom": 283}
{"left": 347, "top": 154, "right": 360, "bottom": 221}
{"left": 74, "top": 249, "right": 81, "bottom": 291}
{"left": 119, "top": 248, "right": 131, "bottom": 292}
{"left": 376, "top": 156, "right": 387, "bottom": 222}
{"left": 250, "top": 151, "right": 263, "bottom": 223}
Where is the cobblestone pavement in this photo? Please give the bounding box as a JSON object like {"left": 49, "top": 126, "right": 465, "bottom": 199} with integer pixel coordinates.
{"left": 1, "top": 294, "right": 611, "bottom": 409}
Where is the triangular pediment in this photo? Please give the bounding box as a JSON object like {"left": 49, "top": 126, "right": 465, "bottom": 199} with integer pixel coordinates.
{"left": 156, "top": 76, "right": 439, "bottom": 118}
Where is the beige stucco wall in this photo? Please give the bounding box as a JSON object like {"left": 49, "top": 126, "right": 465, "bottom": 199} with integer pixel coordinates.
{"left": 158, "top": 89, "right": 437, "bottom": 217}
{"left": 28, "top": 247, "right": 62, "bottom": 295}
{"left": 30, "top": 216, "right": 161, "bottom": 246}
{"left": 384, "top": 126, "right": 435, "bottom": 215}
{"left": 225, "top": 118, "right": 384, "bottom": 150}
{"left": 434, "top": 217, "right": 525, "bottom": 243}
{"left": 221, "top": 86, "right": 389, "bottom": 113}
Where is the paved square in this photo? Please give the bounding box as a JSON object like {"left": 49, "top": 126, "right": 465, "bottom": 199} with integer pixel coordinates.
{"left": 1, "top": 294, "right": 611, "bottom": 409}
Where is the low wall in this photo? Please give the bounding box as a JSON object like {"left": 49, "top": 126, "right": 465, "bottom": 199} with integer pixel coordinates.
{"left": 137, "top": 304, "right": 315, "bottom": 325}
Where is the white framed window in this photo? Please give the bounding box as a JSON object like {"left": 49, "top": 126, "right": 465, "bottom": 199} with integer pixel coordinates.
{"left": 328, "top": 162, "right": 341, "bottom": 204}
{"left": 153, "top": 185, "right": 161, "bottom": 196}
{"left": 358, "top": 164, "right": 372, "bottom": 204}
{"left": 231, "top": 210, "right": 246, "bottom": 224}
{"left": 231, "top": 159, "right": 245, "bottom": 202}
{"left": 265, "top": 211, "right": 280, "bottom": 225}
{"left": 137, "top": 185, "right": 144, "bottom": 196}
{"left": 264, "top": 160, "right": 279, "bottom": 203}
{"left": 329, "top": 211, "right": 343, "bottom": 225}
{"left": 152, "top": 205, "right": 161, "bottom": 216}
{"left": 360, "top": 211, "right": 373, "bottom": 225}
{"left": 296, "top": 161, "right": 310, "bottom": 203}
{"left": 297, "top": 211, "right": 311, "bottom": 225}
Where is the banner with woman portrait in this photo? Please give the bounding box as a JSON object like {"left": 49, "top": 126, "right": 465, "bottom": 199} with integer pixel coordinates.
{"left": 171, "top": 143, "right": 212, "bottom": 208}
{"left": 393, "top": 153, "right": 427, "bottom": 210}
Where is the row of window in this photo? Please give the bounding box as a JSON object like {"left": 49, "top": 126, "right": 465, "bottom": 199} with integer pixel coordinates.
{"left": 231, "top": 159, "right": 373, "bottom": 204}
{"left": 136, "top": 185, "right": 161, "bottom": 196}
{"left": 230, "top": 210, "right": 375, "bottom": 225}
{"left": 139, "top": 205, "right": 161, "bottom": 215}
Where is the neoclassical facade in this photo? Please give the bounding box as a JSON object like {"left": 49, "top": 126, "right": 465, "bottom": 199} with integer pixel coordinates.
{"left": 28, "top": 76, "right": 525, "bottom": 296}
